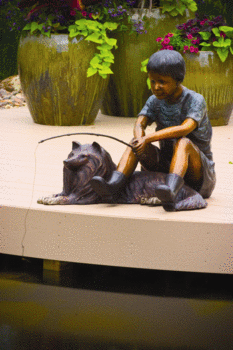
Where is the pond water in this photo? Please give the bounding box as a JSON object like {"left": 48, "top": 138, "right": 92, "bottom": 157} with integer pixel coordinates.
{"left": 0, "top": 254, "right": 232, "bottom": 350}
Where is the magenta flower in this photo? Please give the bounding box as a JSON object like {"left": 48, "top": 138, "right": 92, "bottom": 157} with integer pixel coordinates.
{"left": 89, "top": 13, "right": 93, "bottom": 18}
{"left": 167, "top": 33, "right": 174, "bottom": 37}
{"left": 156, "top": 37, "right": 163, "bottom": 42}
{"left": 70, "top": 10, "right": 76, "bottom": 16}
{"left": 187, "top": 34, "right": 193, "bottom": 40}
{"left": 200, "top": 21, "right": 206, "bottom": 26}
{"left": 81, "top": 11, "right": 87, "bottom": 16}
{"left": 194, "top": 48, "right": 199, "bottom": 53}
{"left": 220, "top": 32, "right": 226, "bottom": 38}
{"left": 167, "top": 45, "right": 173, "bottom": 50}
{"left": 184, "top": 45, "right": 189, "bottom": 51}
{"left": 189, "top": 46, "right": 195, "bottom": 53}
{"left": 191, "top": 39, "right": 197, "bottom": 44}
{"left": 163, "top": 38, "right": 170, "bottom": 45}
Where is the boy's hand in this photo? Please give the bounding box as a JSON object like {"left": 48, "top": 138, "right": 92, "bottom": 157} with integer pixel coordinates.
{"left": 131, "top": 136, "right": 147, "bottom": 155}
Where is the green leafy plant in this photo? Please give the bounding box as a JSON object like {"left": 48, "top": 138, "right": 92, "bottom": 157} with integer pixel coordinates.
{"left": 160, "top": 0, "right": 197, "bottom": 17}
{"left": 153, "top": 15, "right": 233, "bottom": 62}
{"left": 69, "top": 19, "right": 118, "bottom": 78}
{"left": 199, "top": 26, "right": 233, "bottom": 62}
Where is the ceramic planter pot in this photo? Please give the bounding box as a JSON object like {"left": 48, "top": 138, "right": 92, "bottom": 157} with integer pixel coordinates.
{"left": 101, "top": 8, "right": 193, "bottom": 118}
{"left": 183, "top": 51, "right": 233, "bottom": 126}
{"left": 18, "top": 34, "right": 108, "bottom": 125}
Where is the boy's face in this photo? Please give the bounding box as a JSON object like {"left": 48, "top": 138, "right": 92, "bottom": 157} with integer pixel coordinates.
{"left": 148, "top": 72, "right": 182, "bottom": 104}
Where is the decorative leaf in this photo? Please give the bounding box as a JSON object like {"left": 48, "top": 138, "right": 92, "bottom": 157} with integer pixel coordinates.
{"left": 188, "top": 2, "right": 197, "bottom": 12}
{"left": 90, "top": 55, "right": 100, "bottom": 68}
{"left": 103, "top": 22, "right": 118, "bottom": 31}
{"left": 199, "top": 31, "right": 211, "bottom": 40}
{"left": 230, "top": 47, "right": 233, "bottom": 54}
{"left": 85, "top": 33, "right": 103, "bottom": 44}
{"left": 200, "top": 42, "right": 211, "bottom": 46}
{"left": 105, "top": 37, "right": 117, "bottom": 47}
{"left": 219, "top": 26, "right": 233, "bottom": 33}
{"left": 212, "top": 28, "right": 220, "bottom": 37}
{"left": 99, "top": 66, "right": 114, "bottom": 74}
{"left": 87, "top": 67, "right": 97, "bottom": 77}
{"left": 22, "top": 23, "right": 32, "bottom": 31}
{"left": 217, "top": 48, "right": 229, "bottom": 62}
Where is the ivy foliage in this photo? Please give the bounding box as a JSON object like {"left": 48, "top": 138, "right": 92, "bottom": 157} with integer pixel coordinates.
{"left": 69, "top": 19, "right": 118, "bottom": 78}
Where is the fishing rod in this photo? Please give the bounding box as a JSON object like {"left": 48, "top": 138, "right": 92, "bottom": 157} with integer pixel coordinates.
{"left": 39, "top": 132, "right": 133, "bottom": 149}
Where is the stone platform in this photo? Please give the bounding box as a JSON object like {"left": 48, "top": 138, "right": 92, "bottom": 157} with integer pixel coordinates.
{"left": 0, "top": 107, "right": 232, "bottom": 274}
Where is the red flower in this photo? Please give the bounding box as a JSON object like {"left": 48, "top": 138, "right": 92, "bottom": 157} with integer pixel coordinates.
{"left": 220, "top": 32, "right": 226, "bottom": 38}
{"left": 163, "top": 38, "right": 170, "bottom": 45}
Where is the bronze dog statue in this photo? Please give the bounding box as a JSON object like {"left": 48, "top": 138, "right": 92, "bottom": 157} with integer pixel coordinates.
{"left": 37, "top": 141, "right": 207, "bottom": 210}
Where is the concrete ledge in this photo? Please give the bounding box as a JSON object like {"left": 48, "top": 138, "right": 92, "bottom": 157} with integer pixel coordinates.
{"left": 1, "top": 107, "right": 233, "bottom": 274}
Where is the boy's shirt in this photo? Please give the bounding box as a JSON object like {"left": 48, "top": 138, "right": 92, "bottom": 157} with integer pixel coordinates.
{"left": 138, "top": 86, "right": 213, "bottom": 161}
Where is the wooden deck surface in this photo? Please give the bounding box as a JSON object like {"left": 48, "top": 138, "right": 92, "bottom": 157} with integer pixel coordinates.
{"left": 1, "top": 107, "right": 233, "bottom": 274}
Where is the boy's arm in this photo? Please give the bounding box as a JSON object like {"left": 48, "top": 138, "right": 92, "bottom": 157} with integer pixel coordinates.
{"left": 133, "top": 118, "right": 197, "bottom": 154}
{"left": 133, "top": 115, "right": 151, "bottom": 139}
{"left": 146, "top": 118, "right": 197, "bottom": 143}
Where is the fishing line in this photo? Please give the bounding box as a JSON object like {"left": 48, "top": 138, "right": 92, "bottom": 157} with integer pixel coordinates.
{"left": 21, "top": 143, "right": 39, "bottom": 257}
{"left": 22, "top": 133, "right": 132, "bottom": 256}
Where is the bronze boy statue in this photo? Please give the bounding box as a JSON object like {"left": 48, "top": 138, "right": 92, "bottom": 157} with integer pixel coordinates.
{"left": 91, "top": 50, "right": 216, "bottom": 211}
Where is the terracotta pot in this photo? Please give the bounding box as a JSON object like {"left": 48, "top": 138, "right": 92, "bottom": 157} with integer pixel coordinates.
{"left": 18, "top": 34, "right": 108, "bottom": 125}
{"left": 183, "top": 51, "right": 233, "bottom": 126}
{"left": 101, "top": 8, "right": 193, "bottom": 118}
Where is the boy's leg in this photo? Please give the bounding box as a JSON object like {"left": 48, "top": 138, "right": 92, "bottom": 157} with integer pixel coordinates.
{"left": 90, "top": 143, "right": 160, "bottom": 200}
{"left": 117, "top": 146, "right": 138, "bottom": 176}
{"left": 90, "top": 146, "right": 138, "bottom": 200}
{"left": 170, "top": 137, "right": 203, "bottom": 184}
{"left": 155, "top": 137, "right": 203, "bottom": 211}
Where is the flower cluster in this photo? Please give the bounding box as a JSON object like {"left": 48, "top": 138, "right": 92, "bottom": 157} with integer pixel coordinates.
{"left": 1, "top": 0, "right": 146, "bottom": 35}
{"left": 156, "top": 14, "right": 227, "bottom": 54}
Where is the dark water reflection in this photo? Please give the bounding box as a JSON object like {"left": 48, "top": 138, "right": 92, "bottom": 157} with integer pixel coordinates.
{"left": 0, "top": 254, "right": 233, "bottom": 350}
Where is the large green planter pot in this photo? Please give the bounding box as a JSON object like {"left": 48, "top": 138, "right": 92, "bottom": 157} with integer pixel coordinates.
{"left": 183, "top": 51, "right": 233, "bottom": 126}
{"left": 101, "top": 8, "right": 193, "bottom": 118}
{"left": 18, "top": 34, "right": 108, "bottom": 125}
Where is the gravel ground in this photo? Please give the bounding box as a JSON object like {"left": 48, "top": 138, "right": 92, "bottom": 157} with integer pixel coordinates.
{"left": 0, "top": 75, "right": 26, "bottom": 109}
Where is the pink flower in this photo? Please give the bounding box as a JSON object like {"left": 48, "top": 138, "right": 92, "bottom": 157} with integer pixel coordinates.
{"left": 189, "top": 46, "right": 195, "bottom": 53}
{"left": 187, "top": 34, "right": 193, "bottom": 40}
{"left": 194, "top": 48, "right": 199, "bottom": 53}
{"left": 89, "top": 13, "right": 93, "bottom": 18}
{"left": 81, "top": 11, "right": 87, "bottom": 17}
{"left": 200, "top": 21, "right": 206, "bottom": 26}
{"left": 167, "top": 33, "right": 174, "bottom": 37}
{"left": 183, "top": 45, "right": 189, "bottom": 51}
{"left": 220, "top": 32, "right": 226, "bottom": 38}
{"left": 191, "top": 39, "right": 197, "bottom": 45}
{"left": 70, "top": 10, "right": 76, "bottom": 16}
{"left": 156, "top": 37, "right": 163, "bottom": 42}
{"left": 167, "top": 45, "right": 174, "bottom": 50}
{"left": 163, "top": 38, "right": 170, "bottom": 45}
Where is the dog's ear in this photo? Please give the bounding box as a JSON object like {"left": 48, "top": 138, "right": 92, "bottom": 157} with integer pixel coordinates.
{"left": 72, "top": 141, "right": 81, "bottom": 150}
{"left": 92, "top": 142, "right": 102, "bottom": 153}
